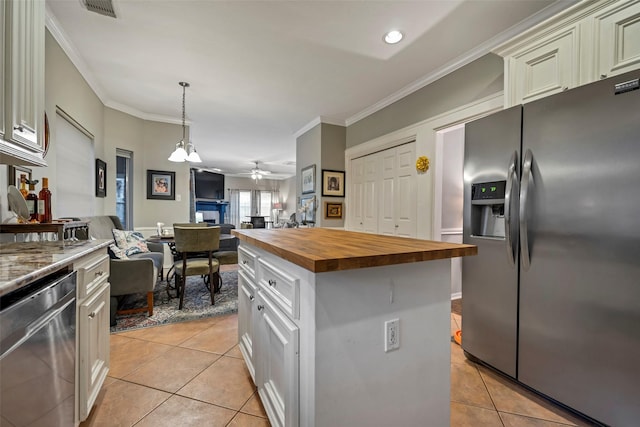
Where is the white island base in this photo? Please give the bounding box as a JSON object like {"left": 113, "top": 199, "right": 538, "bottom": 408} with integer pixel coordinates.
{"left": 237, "top": 241, "right": 453, "bottom": 427}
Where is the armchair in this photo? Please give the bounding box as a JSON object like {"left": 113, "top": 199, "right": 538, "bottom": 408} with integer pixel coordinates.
{"left": 74, "top": 215, "right": 164, "bottom": 326}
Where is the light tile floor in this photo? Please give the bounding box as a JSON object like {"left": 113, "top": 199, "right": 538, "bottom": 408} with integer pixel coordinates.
{"left": 81, "top": 293, "right": 594, "bottom": 426}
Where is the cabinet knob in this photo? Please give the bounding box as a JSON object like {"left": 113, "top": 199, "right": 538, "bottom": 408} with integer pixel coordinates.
{"left": 395, "top": 224, "right": 399, "bottom": 228}
{"left": 88, "top": 312, "right": 96, "bottom": 318}
{"left": 95, "top": 270, "right": 104, "bottom": 277}
{"left": 13, "top": 125, "right": 24, "bottom": 132}
{"left": 562, "top": 86, "right": 569, "bottom": 91}
{"left": 268, "top": 279, "right": 276, "bottom": 287}
{"left": 257, "top": 305, "right": 264, "bottom": 311}
{"left": 600, "top": 74, "right": 607, "bottom": 79}
{"left": 242, "top": 260, "right": 248, "bottom": 265}
{"left": 249, "top": 295, "right": 255, "bottom": 301}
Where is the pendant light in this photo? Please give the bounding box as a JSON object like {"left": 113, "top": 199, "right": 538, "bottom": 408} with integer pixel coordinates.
{"left": 168, "top": 81, "right": 201, "bottom": 163}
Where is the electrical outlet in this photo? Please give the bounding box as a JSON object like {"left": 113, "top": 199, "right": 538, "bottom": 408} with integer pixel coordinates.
{"left": 385, "top": 318, "right": 400, "bottom": 352}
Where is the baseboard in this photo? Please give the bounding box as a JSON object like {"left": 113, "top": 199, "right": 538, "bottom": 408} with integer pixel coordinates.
{"left": 450, "top": 292, "right": 461, "bottom": 300}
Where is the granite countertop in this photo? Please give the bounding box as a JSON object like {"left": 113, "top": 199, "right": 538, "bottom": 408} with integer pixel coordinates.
{"left": 0, "top": 239, "right": 112, "bottom": 296}
{"left": 232, "top": 228, "right": 477, "bottom": 273}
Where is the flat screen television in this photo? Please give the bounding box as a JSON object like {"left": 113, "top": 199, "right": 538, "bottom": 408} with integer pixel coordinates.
{"left": 192, "top": 169, "right": 225, "bottom": 200}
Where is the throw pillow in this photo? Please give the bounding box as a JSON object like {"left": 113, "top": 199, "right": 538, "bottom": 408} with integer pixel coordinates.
{"left": 112, "top": 229, "right": 150, "bottom": 257}
{"left": 107, "top": 243, "right": 129, "bottom": 260}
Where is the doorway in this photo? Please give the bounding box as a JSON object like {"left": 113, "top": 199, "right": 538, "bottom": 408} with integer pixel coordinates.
{"left": 434, "top": 124, "right": 465, "bottom": 298}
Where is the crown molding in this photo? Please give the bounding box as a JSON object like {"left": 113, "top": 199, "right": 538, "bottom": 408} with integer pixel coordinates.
{"left": 293, "top": 116, "right": 346, "bottom": 139}
{"left": 345, "top": 0, "right": 579, "bottom": 126}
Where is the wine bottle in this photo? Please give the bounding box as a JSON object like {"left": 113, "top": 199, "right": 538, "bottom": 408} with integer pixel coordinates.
{"left": 38, "top": 177, "right": 52, "bottom": 223}
{"left": 26, "top": 181, "right": 39, "bottom": 221}
{"left": 19, "top": 174, "right": 29, "bottom": 198}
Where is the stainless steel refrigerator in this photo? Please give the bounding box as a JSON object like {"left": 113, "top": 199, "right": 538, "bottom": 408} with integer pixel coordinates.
{"left": 462, "top": 70, "right": 640, "bottom": 426}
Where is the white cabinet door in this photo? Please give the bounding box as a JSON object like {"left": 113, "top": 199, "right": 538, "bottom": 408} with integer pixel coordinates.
{"left": 255, "top": 291, "right": 299, "bottom": 427}
{"left": 593, "top": 0, "right": 640, "bottom": 80}
{"left": 238, "top": 269, "right": 257, "bottom": 382}
{"left": 508, "top": 26, "right": 579, "bottom": 106}
{"left": 4, "top": 0, "right": 45, "bottom": 150}
{"left": 0, "top": 0, "right": 5, "bottom": 141}
{"left": 78, "top": 280, "right": 110, "bottom": 421}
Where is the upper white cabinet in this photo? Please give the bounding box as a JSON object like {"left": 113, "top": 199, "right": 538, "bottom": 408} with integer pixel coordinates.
{"left": 1, "top": 0, "right": 46, "bottom": 166}
{"left": 495, "top": 0, "right": 640, "bottom": 107}
{"left": 592, "top": 0, "right": 640, "bottom": 79}
{"left": 505, "top": 26, "right": 580, "bottom": 105}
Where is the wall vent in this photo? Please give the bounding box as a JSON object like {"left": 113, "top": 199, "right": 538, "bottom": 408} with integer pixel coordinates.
{"left": 83, "top": 0, "right": 117, "bottom": 18}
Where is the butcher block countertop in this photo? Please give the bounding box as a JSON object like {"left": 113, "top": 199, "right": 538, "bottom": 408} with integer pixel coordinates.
{"left": 232, "top": 228, "right": 477, "bottom": 273}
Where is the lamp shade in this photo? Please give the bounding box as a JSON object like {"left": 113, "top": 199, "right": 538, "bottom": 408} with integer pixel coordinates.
{"left": 168, "top": 142, "right": 188, "bottom": 162}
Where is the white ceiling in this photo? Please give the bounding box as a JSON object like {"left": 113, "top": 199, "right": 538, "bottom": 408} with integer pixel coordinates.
{"left": 46, "top": 0, "right": 575, "bottom": 179}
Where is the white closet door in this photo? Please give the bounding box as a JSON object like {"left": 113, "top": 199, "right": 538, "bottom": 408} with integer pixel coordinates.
{"left": 362, "top": 154, "right": 379, "bottom": 233}
{"left": 395, "top": 143, "right": 417, "bottom": 237}
{"left": 379, "top": 150, "right": 396, "bottom": 235}
{"left": 350, "top": 157, "right": 364, "bottom": 231}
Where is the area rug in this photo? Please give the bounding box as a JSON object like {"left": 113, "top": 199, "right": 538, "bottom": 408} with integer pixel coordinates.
{"left": 110, "top": 270, "right": 238, "bottom": 333}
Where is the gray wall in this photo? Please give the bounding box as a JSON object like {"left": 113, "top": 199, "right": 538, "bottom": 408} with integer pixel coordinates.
{"left": 21, "top": 30, "right": 190, "bottom": 228}
{"left": 296, "top": 123, "right": 346, "bottom": 227}
{"left": 346, "top": 53, "right": 503, "bottom": 148}
{"left": 319, "top": 123, "right": 346, "bottom": 227}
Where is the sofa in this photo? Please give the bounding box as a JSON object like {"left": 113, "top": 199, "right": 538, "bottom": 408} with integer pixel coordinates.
{"left": 73, "top": 215, "right": 164, "bottom": 326}
{"left": 204, "top": 222, "right": 238, "bottom": 252}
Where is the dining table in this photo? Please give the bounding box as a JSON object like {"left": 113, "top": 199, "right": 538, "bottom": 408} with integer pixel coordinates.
{"left": 146, "top": 233, "right": 238, "bottom": 297}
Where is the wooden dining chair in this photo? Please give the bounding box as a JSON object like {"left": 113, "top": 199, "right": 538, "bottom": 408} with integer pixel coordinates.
{"left": 172, "top": 225, "right": 221, "bottom": 309}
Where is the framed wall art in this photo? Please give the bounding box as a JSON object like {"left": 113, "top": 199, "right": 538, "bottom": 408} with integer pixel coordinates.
{"left": 95, "top": 159, "right": 107, "bottom": 197}
{"left": 321, "top": 169, "right": 345, "bottom": 197}
{"left": 8, "top": 165, "right": 32, "bottom": 187}
{"left": 300, "top": 194, "right": 316, "bottom": 223}
{"left": 301, "top": 164, "right": 316, "bottom": 194}
{"left": 324, "top": 202, "right": 343, "bottom": 219}
{"left": 147, "top": 170, "right": 176, "bottom": 200}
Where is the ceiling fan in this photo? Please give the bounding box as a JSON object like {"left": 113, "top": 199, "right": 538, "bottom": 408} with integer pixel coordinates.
{"left": 241, "top": 161, "right": 272, "bottom": 180}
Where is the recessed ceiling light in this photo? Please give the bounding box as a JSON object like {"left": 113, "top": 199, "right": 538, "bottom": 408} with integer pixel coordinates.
{"left": 384, "top": 30, "right": 403, "bottom": 44}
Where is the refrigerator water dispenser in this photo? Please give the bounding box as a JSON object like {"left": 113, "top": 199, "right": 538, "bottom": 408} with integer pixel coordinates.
{"left": 470, "top": 180, "right": 506, "bottom": 238}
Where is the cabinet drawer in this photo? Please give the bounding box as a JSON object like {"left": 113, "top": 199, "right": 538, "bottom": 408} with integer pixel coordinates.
{"left": 238, "top": 245, "right": 259, "bottom": 279}
{"left": 258, "top": 258, "right": 299, "bottom": 320}
{"left": 76, "top": 253, "right": 110, "bottom": 299}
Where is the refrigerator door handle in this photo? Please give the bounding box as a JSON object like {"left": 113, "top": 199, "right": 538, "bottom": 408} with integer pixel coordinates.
{"left": 520, "top": 149, "right": 533, "bottom": 271}
{"left": 504, "top": 151, "right": 519, "bottom": 265}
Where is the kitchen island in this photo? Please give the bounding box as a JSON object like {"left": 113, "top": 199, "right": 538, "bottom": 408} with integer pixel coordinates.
{"left": 232, "top": 227, "right": 476, "bottom": 427}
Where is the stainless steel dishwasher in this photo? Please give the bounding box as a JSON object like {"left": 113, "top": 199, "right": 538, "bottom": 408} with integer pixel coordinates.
{"left": 0, "top": 270, "right": 77, "bottom": 426}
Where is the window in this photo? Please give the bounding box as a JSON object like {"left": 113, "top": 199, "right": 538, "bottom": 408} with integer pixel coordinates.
{"left": 239, "top": 190, "right": 252, "bottom": 223}
{"left": 55, "top": 110, "right": 94, "bottom": 218}
{"left": 259, "top": 191, "right": 272, "bottom": 217}
{"left": 116, "top": 149, "right": 133, "bottom": 229}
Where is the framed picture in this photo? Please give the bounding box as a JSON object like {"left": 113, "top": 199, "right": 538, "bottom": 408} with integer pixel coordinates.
{"left": 95, "top": 159, "right": 107, "bottom": 197}
{"left": 8, "top": 165, "right": 32, "bottom": 187}
{"left": 147, "top": 170, "right": 176, "bottom": 200}
{"left": 324, "top": 202, "right": 343, "bottom": 219}
{"left": 321, "top": 169, "right": 345, "bottom": 197}
{"left": 301, "top": 164, "right": 316, "bottom": 194}
{"left": 300, "top": 194, "right": 316, "bottom": 223}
